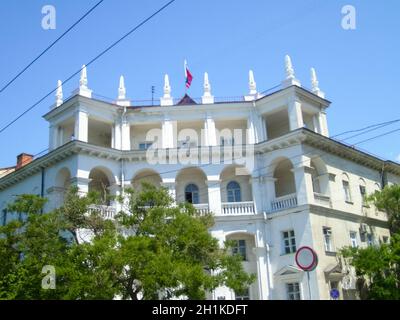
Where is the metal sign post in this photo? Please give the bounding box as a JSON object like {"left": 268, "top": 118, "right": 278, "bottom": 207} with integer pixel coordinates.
{"left": 295, "top": 246, "right": 318, "bottom": 300}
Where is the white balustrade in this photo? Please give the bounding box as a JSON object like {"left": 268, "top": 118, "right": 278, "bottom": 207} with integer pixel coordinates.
{"left": 88, "top": 204, "right": 116, "bottom": 219}
{"left": 270, "top": 193, "right": 297, "bottom": 212}
{"left": 193, "top": 203, "right": 210, "bottom": 215}
{"left": 221, "top": 201, "right": 255, "bottom": 215}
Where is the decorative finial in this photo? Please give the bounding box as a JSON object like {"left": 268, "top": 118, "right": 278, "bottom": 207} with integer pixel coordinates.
{"left": 164, "top": 74, "right": 171, "bottom": 97}
{"left": 55, "top": 80, "right": 63, "bottom": 107}
{"left": 160, "top": 74, "right": 173, "bottom": 106}
{"left": 285, "top": 55, "right": 295, "bottom": 79}
{"left": 249, "top": 70, "right": 257, "bottom": 95}
{"left": 282, "top": 55, "right": 301, "bottom": 88}
{"left": 80, "top": 65, "right": 88, "bottom": 89}
{"left": 202, "top": 72, "right": 214, "bottom": 104}
{"left": 118, "top": 75, "right": 126, "bottom": 100}
{"left": 310, "top": 67, "right": 325, "bottom": 98}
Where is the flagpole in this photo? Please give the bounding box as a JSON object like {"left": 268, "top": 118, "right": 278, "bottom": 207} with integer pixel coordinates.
{"left": 184, "top": 59, "right": 188, "bottom": 94}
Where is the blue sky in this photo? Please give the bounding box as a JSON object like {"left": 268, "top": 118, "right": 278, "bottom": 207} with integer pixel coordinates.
{"left": 0, "top": 0, "right": 399, "bottom": 167}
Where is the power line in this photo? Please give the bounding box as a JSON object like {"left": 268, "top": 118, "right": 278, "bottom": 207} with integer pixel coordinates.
{"left": 0, "top": 0, "right": 178, "bottom": 135}
{"left": 331, "top": 119, "right": 400, "bottom": 139}
{"left": 0, "top": 0, "right": 105, "bottom": 94}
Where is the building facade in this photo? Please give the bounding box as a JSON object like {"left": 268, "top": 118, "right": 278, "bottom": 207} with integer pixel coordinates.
{"left": 0, "top": 56, "right": 399, "bottom": 300}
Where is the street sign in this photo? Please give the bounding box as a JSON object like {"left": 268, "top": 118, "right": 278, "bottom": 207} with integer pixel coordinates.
{"left": 295, "top": 246, "right": 318, "bottom": 271}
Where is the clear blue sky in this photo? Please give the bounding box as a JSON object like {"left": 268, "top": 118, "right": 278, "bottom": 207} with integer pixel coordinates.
{"left": 0, "top": 0, "right": 399, "bottom": 167}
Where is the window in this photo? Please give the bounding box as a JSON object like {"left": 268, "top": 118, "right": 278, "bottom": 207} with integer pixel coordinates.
{"left": 342, "top": 177, "right": 352, "bottom": 202}
{"left": 185, "top": 184, "right": 199, "bottom": 204}
{"left": 227, "top": 181, "right": 241, "bottom": 202}
{"left": 359, "top": 181, "right": 367, "bottom": 205}
{"left": 286, "top": 282, "right": 301, "bottom": 300}
{"left": 139, "top": 142, "right": 153, "bottom": 151}
{"left": 367, "top": 234, "right": 374, "bottom": 247}
{"left": 382, "top": 236, "right": 389, "bottom": 244}
{"left": 349, "top": 231, "right": 358, "bottom": 248}
{"left": 232, "top": 239, "right": 246, "bottom": 260}
{"left": 235, "top": 288, "right": 250, "bottom": 300}
{"left": 282, "top": 230, "right": 296, "bottom": 254}
{"left": 323, "top": 227, "right": 334, "bottom": 252}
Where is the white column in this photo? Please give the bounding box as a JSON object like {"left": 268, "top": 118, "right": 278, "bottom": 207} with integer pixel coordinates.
{"left": 250, "top": 175, "right": 262, "bottom": 213}
{"left": 74, "top": 109, "right": 88, "bottom": 142}
{"left": 162, "top": 119, "right": 174, "bottom": 148}
{"left": 207, "top": 179, "right": 222, "bottom": 215}
{"left": 312, "top": 114, "right": 321, "bottom": 134}
{"left": 292, "top": 161, "right": 314, "bottom": 206}
{"left": 121, "top": 120, "right": 131, "bottom": 150}
{"left": 288, "top": 97, "right": 304, "bottom": 131}
{"left": 49, "top": 125, "right": 58, "bottom": 151}
{"left": 113, "top": 120, "right": 122, "bottom": 150}
{"left": 318, "top": 111, "right": 329, "bottom": 137}
{"left": 264, "top": 177, "right": 276, "bottom": 212}
{"left": 248, "top": 109, "right": 266, "bottom": 144}
{"left": 204, "top": 115, "right": 217, "bottom": 146}
{"left": 70, "top": 177, "right": 90, "bottom": 195}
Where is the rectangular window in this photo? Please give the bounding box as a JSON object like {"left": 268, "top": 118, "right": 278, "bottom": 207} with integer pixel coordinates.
{"left": 282, "top": 230, "right": 296, "bottom": 254}
{"left": 323, "top": 227, "right": 334, "bottom": 252}
{"left": 367, "top": 234, "right": 374, "bottom": 247}
{"left": 232, "top": 239, "right": 246, "bottom": 260}
{"left": 343, "top": 181, "right": 352, "bottom": 202}
{"left": 359, "top": 185, "right": 366, "bottom": 204}
{"left": 139, "top": 142, "right": 153, "bottom": 150}
{"left": 286, "top": 282, "right": 301, "bottom": 300}
{"left": 235, "top": 288, "right": 250, "bottom": 300}
{"left": 349, "top": 231, "right": 358, "bottom": 248}
{"left": 382, "top": 236, "right": 389, "bottom": 244}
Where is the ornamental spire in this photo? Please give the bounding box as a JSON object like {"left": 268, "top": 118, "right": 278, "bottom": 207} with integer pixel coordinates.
{"left": 118, "top": 75, "right": 126, "bottom": 100}
{"left": 55, "top": 80, "right": 63, "bottom": 107}
{"left": 75, "top": 64, "right": 92, "bottom": 98}
{"left": 160, "top": 74, "right": 173, "bottom": 106}
{"left": 202, "top": 72, "right": 214, "bottom": 104}
{"left": 310, "top": 67, "right": 325, "bottom": 98}
{"left": 249, "top": 70, "right": 257, "bottom": 95}
{"left": 282, "top": 55, "right": 301, "bottom": 88}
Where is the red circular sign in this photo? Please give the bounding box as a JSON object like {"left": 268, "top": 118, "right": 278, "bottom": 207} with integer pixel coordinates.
{"left": 295, "top": 246, "right": 317, "bottom": 271}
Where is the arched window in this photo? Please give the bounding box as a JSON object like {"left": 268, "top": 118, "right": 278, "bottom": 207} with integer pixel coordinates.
{"left": 342, "top": 173, "right": 352, "bottom": 202}
{"left": 185, "top": 184, "right": 199, "bottom": 204}
{"left": 227, "top": 181, "right": 242, "bottom": 202}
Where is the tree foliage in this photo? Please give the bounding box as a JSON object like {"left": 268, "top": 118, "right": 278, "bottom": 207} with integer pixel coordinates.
{"left": 340, "top": 184, "right": 400, "bottom": 300}
{"left": 0, "top": 183, "right": 254, "bottom": 300}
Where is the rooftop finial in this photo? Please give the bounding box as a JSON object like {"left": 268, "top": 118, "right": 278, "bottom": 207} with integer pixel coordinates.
{"left": 55, "top": 80, "right": 63, "bottom": 107}
{"left": 249, "top": 70, "right": 257, "bottom": 95}
{"left": 310, "top": 67, "right": 325, "bottom": 98}
{"left": 80, "top": 65, "right": 88, "bottom": 89}
{"left": 282, "top": 55, "right": 301, "bottom": 88}
{"left": 75, "top": 64, "right": 92, "bottom": 98}
{"left": 118, "top": 75, "right": 126, "bottom": 100}
{"left": 202, "top": 72, "right": 214, "bottom": 104}
{"left": 160, "top": 74, "right": 173, "bottom": 106}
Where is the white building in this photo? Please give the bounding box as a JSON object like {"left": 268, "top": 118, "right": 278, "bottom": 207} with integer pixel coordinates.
{"left": 0, "top": 57, "right": 399, "bottom": 300}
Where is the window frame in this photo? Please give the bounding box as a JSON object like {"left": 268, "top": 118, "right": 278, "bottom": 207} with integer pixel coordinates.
{"left": 227, "top": 181, "right": 242, "bottom": 203}
{"left": 282, "top": 230, "right": 296, "bottom": 254}
{"left": 286, "top": 282, "right": 301, "bottom": 300}
{"left": 349, "top": 231, "right": 358, "bottom": 248}
{"left": 232, "top": 239, "right": 247, "bottom": 261}
{"left": 342, "top": 177, "right": 352, "bottom": 203}
{"left": 323, "top": 227, "right": 334, "bottom": 252}
{"left": 184, "top": 183, "right": 200, "bottom": 204}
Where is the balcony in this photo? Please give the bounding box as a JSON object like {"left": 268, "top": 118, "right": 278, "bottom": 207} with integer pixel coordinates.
{"left": 193, "top": 203, "right": 210, "bottom": 215}
{"left": 88, "top": 204, "right": 116, "bottom": 219}
{"left": 313, "top": 192, "right": 331, "bottom": 207}
{"left": 270, "top": 193, "right": 297, "bottom": 213}
{"left": 221, "top": 201, "right": 255, "bottom": 215}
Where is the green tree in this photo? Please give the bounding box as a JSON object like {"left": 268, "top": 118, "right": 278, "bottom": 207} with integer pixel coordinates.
{"left": 340, "top": 184, "right": 400, "bottom": 299}
{"left": 0, "top": 183, "right": 254, "bottom": 300}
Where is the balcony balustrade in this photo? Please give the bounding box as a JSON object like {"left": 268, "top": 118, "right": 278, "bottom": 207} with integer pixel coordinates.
{"left": 221, "top": 201, "right": 255, "bottom": 215}
{"left": 270, "top": 193, "right": 298, "bottom": 212}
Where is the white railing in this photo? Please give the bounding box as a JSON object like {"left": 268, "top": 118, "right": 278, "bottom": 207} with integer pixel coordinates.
{"left": 313, "top": 193, "right": 331, "bottom": 207}
{"left": 88, "top": 204, "right": 116, "bottom": 219}
{"left": 193, "top": 203, "right": 210, "bottom": 215}
{"left": 221, "top": 201, "right": 255, "bottom": 215}
{"left": 270, "top": 194, "right": 297, "bottom": 212}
